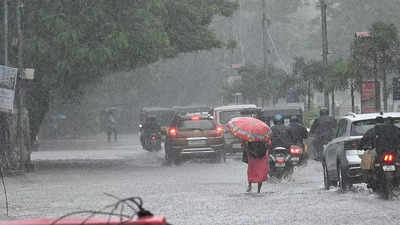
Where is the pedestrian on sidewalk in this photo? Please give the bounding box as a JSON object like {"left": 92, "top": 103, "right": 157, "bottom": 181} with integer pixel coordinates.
{"left": 104, "top": 110, "right": 118, "bottom": 142}
{"left": 242, "top": 141, "right": 270, "bottom": 193}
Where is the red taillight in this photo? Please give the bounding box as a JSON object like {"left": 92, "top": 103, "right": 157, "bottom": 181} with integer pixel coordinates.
{"left": 383, "top": 153, "right": 395, "bottom": 164}
{"left": 168, "top": 127, "right": 177, "bottom": 137}
{"left": 191, "top": 116, "right": 201, "bottom": 120}
{"left": 216, "top": 125, "right": 224, "bottom": 136}
{"left": 276, "top": 158, "right": 285, "bottom": 164}
{"left": 290, "top": 146, "right": 302, "bottom": 156}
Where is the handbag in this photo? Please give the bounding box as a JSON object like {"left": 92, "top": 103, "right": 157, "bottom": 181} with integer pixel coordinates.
{"left": 242, "top": 148, "right": 248, "bottom": 164}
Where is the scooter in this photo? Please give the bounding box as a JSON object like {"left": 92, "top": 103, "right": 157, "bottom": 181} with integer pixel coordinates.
{"left": 268, "top": 147, "right": 295, "bottom": 179}
{"left": 289, "top": 145, "right": 306, "bottom": 166}
{"left": 364, "top": 151, "right": 400, "bottom": 200}
{"left": 143, "top": 132, "right": 162, "bottom": 152}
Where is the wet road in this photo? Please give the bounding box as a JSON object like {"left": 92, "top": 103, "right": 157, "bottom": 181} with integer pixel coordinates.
{"left": 0, "top": 134, "right": 399, "bottom": 225}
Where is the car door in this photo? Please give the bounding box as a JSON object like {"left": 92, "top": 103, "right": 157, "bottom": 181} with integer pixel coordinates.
{"left": 325, "top": 119, "right": 348, "bottom": 176}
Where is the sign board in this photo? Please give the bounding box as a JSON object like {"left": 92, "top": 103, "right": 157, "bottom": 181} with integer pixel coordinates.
{"left": 361, "top": 81, "right": 377, "bottom": 113}
{"left": 0, "top": 65, "right": 18, "bottom": 113}
{"left": 286, "top": 87, "right": 300, "bottom": 103}
{"left": 24, "top": 68, "right": 35, "bottom": 80}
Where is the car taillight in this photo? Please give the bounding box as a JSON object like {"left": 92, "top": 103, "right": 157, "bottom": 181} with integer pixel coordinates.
{"left": 168, "top": 127, "right": 177, "bottom": 137}
{"left": 191, "top": 116, "right": 201, "bottom": 120}
{"left": 290, "top": 145, "right": 302, "bottom": 156}
{"left": 383, "top": 153, "right": 395, "bottom": 164}
{"left": 276, "top": 158, "right": 285, "bottom": 164}
{"left": 216, "top": 125, "right": 224, "bottom": 136}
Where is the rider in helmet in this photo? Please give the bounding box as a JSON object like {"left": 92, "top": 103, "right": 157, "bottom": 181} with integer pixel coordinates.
{"left": 270, "top": 114, "right": 293, "bottom": 150}
{"left": 288, "top": 115, "right": 308, "bottom": 147}
{"left": 310, "top": 107, "right": 337, "bottom": 160}
{"left": 141, "top": 115, "right": 161, "bottom": 145}
{"left": 360, "top": 116, "right": 400, "bottom": 155}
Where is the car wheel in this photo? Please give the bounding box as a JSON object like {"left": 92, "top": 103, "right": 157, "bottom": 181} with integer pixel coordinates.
{"left": 338, "top": 164, "right": 349, "bottom": 192}
{"left": 323, "top": 162, "right": 330, "bottom": 190}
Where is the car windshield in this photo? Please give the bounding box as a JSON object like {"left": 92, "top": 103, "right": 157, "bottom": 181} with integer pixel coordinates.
{"left": 177, "top": 120, "right": 216, "bottom": 131}
{"left": 351, "top": 117, "right": 400, "bottom": 136}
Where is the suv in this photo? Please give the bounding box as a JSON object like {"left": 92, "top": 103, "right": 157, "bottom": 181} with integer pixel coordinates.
{"left": 322, "top": 112, "right": 400, "bottom": 191}
{"left": 164, "top": 113, "right": 225, "bottom": 164}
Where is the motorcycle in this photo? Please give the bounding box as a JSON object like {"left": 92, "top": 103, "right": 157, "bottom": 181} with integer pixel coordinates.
{"left": 364, "top": 151, "right": 400, "bottom": 200}
{"left": 268, "top": 147, "right": 294, "bottom": 179}
{"left": 143, "top": 132, "right": 162, "bottom": 152}
{"left": 289, "top": 145, "right": 306, "bottom": 166}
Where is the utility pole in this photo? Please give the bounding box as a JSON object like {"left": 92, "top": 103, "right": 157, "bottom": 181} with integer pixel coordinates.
{"left": 320, "top": 0, "right": 330, "bottom": 112}
{"left": 261, "top": 0, "right": 270, "bottom": 107}
{"left": 16, "top": 0, "right": 25, "bottom": 170}
{"left": 4, "top": 0, "right": 8, "bottom": 66}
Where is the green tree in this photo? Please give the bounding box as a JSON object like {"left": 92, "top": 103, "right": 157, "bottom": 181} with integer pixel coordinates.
{"left": 369, "top": 22, "right": 399, "bottom": 111}
{"left": 0, "top": 0, "right": 238, "bottom": 139}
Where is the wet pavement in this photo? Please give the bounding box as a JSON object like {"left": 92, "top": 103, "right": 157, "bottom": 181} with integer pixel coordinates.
{"left": 0, "top": 134, "right": 399, "bottom": 225}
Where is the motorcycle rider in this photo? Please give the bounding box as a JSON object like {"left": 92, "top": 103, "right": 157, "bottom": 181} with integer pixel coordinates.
{"left": 359, "top": 116, "right": 400, "bottom": 155}
{"left": 271, "top": 114, "right": 293, "bottom": 150}
{"left": 141, "top": 115, "right": 161, "bottom": 146}
{"left": 288, "top": 115, "right": 308, "bottom": 146}
{"left": 310, "top": 108, "right": 337, "bottom": 160}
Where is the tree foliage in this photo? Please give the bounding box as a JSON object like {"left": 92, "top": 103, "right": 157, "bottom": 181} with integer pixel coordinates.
{"left": 0, "top": 0, "right": 238, "bottom": 138}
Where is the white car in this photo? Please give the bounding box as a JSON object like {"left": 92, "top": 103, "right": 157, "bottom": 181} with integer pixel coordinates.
{"left": 322, "top": 112, "right": 400, "bottom": 191}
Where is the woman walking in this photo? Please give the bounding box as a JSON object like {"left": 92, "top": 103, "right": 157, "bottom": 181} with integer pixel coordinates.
{"left": 226, "top": 117, "right": 272, "bottom": 194}
{"left": 244, "top": 141, "right": 270, "bottom": 193}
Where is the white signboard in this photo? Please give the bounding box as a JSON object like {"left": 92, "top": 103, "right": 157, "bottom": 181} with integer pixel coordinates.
{"left": 0, "top": 66, "right": 18, "bottom": 113}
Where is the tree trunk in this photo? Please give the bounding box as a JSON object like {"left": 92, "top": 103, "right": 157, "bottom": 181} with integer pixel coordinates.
{"left": 331, "top": 90, "right": 335, "bottom": 117}
{"left": 374, "top": 53, "right": 381, "bottom": 112}
{"left": 383, "top": 67, "right": 388, "bottom": 112}
{"left": 351, "top": 80, "right": 355, "bottom": 112}
{"left": 307, "top": 80, "right": 312, "bottom": 112}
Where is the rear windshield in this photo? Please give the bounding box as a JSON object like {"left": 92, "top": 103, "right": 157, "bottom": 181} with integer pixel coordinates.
{"left": 351, "top": 117, "right": 400, "bottom": 136}
{"left": 220, "top": 110, "right": 256, "bottom": 124}
{"left": 178, "top": 119, "right": 216, "bottom": 131}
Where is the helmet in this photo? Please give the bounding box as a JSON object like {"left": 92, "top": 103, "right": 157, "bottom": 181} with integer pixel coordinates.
{"left": 320, "top": 108, "right": 329, "bottom": 116}
{"left": 290, "top": 115, "right": 299, "bottom": 123}
{"left": 273, "top": 114, "right": 284, "bottom": 125}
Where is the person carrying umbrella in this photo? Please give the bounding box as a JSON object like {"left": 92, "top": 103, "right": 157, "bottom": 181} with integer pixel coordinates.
{"left": 227, "top": 117, "right": 272, "bottom": 193}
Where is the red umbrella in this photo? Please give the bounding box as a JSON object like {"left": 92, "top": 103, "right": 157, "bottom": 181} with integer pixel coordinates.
{"left": 226, "top": 117, "right": 272, "bottom": 143}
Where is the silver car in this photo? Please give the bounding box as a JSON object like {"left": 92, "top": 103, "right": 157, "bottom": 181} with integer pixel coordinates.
{"left": 322, "top": 112, "right": 400, "bottom": 192}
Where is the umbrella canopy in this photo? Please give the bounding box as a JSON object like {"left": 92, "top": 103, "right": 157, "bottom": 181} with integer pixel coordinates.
{"left": 226, "top": 117, "right": 272, "bottom": 143}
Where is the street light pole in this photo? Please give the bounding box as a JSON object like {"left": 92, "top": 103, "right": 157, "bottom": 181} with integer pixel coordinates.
{"left": 261, "top": 0, "right": 270, "bottom": 107}
{"left": 3, "top": 0, "right": 7, "bottom": 66}
{"left": 320, "top": 0, "right": 330, "bottom": 112}
{"left": 16, "top": 0, "right": 25, "bottom": 170}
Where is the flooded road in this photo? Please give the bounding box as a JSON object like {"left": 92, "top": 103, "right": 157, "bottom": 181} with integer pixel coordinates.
{"left": 1, "top": 134, "right": 399, "bottom": 225}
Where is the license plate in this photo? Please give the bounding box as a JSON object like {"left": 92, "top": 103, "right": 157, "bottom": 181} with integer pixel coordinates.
{"left": 275, "top": 163, "right": 285, "bottom": 167}
{"left": 188, "top": 140, "right": 207, "bottom": 146}
{"left": 232, "top": 143, "right": 242, "bottom": 149}
{"left": 291, "top": 157, "right": 299, "bottom": 161}
{"left": 383, "top": 165, "right": 396, "bottom": 172}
